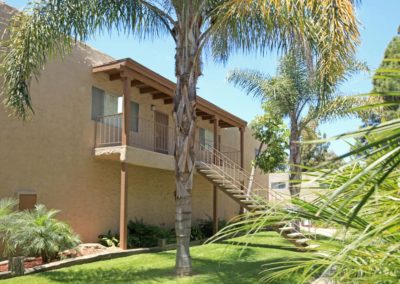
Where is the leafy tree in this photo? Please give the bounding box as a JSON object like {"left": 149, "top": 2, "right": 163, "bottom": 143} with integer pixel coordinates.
{"left": 0, "top": 0, "right": 359, "bottom": 275}
{"left": 373, "top": 34, "right": 400, "bottom": 108}
{"left": 250, "top": 105, "right": 289, "bottom": 173}
{"left": 361, "top": 33, "right": 400, "bottom": 125}
{"left": 301, "top": 120, "right": 339, "bottom": 170}
{"left": 228, "top": 51, "right": 360, "bottom": 198}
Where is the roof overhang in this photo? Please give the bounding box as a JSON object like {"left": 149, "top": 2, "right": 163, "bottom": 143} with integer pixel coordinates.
{"left": 92, "top": 58, "right": 247, "bottom": 129}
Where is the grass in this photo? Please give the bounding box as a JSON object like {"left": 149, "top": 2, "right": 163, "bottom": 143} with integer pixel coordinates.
{"left": 3, "top": 231, "right": 332, "bottom": 284}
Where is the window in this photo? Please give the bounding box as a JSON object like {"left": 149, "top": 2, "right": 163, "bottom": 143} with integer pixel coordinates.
{"left": 130, "top": 101, "right": 139, "bottom": 132}
{"left": 271, "top": 182, "right": 286, "bottom": 190}
{"left": 92, "top": 87, "right": 139, "bottom": 132}
{"left": 19, "top": 194, "right": 37, "bottom": 210}
{"left": 91, "top": 86, "right": 118, "bottom": 120}
{"left": 199, "top": 128, "right": 214, "bottom": 149}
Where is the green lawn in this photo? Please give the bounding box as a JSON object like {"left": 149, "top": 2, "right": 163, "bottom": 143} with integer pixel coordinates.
{"left": 3, "top": 232, "right": 323, "bottom": 284}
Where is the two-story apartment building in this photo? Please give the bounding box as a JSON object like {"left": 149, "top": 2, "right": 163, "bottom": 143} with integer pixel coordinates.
{"left": 0, "top": 2, "right": 269, "bottom": 246}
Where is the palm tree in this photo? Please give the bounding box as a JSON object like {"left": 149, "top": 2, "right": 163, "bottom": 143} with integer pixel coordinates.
{"left": 227, "top": 52, "right": 361, "bottom": 198}
{"left": 12, "top": 205, "right": 80, "bottom": 263}
{"left": 0, "top": 0, "right": 359, "bottom": 275}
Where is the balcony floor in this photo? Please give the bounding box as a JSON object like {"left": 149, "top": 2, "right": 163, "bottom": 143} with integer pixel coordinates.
{"left": 94, "top": 145, "right": 174, "bottom": 171}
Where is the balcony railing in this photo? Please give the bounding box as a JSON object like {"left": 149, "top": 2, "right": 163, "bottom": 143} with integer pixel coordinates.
{"left": 94, "top": 114, "right": 241, "bottom": 163}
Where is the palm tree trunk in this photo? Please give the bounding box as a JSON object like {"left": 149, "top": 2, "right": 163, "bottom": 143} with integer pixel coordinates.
{"left": 289, "top": 116, "right": 301, "bottom": 198}
{"left": 173, "top": 3, "right": 201, "bottom": 277}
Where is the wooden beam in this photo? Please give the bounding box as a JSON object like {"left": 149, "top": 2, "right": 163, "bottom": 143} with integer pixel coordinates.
{"left": 164, "top": 98, "right": 173, "bottom": 104}
{"left": 239, "top": 127, "right": 244, "bottom": 169}
{"left": 139, "top": 86, "right": 158, "bottom": 94}
{"left": 152, "top": 93, "right": 170, "bottom": 100}
{"left": 120, "top": 162, "right": 128, "bottom": 250}
{"left": 120, "top": 75, "right": 131, "bottom": 251}
{"left": 131, "top": 79, "right": 145, "bottom": 87}
{"left": 201, "top": 115, "right": 214, "bottom": 120}
{"left": 213, "top": 117, "right": 220, "bottom": 235}
{"left": 109, "top": 73, "right": 121, "bottom": 81}
{"left": 122, "top": 68, "right": 174, "bottom": 96}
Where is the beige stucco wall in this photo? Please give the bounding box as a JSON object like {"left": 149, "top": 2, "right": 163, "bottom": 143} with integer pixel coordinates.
{"left": 0, "top": 3, "right": 251, "bottom": 242}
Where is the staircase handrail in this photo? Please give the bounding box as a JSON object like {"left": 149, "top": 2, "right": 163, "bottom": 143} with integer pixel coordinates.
{"left": 197, "top": 144, "right": 288, "bottom": 203}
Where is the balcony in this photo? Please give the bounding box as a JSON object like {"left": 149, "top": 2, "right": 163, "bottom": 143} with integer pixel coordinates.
{"left": 94, "top": 114, "right": 240, "bottom": 169}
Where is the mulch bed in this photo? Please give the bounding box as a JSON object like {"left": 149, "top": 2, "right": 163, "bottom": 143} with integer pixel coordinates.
{"left": 0, "top": 243, "right": 117, "bottom": 272}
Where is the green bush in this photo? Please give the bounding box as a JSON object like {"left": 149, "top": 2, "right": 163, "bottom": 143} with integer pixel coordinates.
{"left": 98, "top": 230, "right": 119, "bottom": 247}
{"left": 191, "top": 219, "right": 227, "bottom": 241}
{"left": 10, "top": 204, "right": 80, "bottom": 263}
{"left": 99, "top": 219, "right": 227, "bottom": 249}
{"left": 0, "top": 199, "right": 80, "bottom": 263}
{"left": 127, "top": 219, "right": 175, "bottom": 248}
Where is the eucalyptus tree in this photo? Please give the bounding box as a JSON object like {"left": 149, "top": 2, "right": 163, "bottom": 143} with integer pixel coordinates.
{"left": 228, "top": 52, "right": 361, "bottom": 198}
{"left": 1, "top": 0, "right": 359, "bottom": 275}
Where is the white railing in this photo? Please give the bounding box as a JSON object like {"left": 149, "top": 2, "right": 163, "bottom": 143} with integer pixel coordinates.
{"left": 196, "top": 144, "right": 288, "bottom": 204}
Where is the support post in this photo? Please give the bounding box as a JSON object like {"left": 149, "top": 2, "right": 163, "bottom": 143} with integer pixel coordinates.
{"left": 119, "top": 74, "right": 131, "bottom": 250}
{"left": 239, "top": 127, "right": 245, "bottom": 214}
{"left": 212, "top": 117, "right": 220, "bottom": 234}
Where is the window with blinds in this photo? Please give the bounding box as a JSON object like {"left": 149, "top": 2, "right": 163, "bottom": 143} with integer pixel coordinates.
{"left": 91, "top": 86, "right": 139, "bottom": 132}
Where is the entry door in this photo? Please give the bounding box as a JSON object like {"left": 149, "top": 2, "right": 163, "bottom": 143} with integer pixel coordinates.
{"left": 154, "top": 111, "right": 169, "bottom": 154}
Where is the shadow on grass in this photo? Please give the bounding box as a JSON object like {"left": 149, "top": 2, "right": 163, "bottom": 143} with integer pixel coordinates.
{"left": 25, "top": 253, "right": 305, "bottom": 284}
{"left": 221, "top": 240, "right": 300, "bottom": 252}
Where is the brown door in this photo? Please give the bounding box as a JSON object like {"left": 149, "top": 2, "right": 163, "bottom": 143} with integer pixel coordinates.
{"left": 154, "top": 111, "right": 169, "bottom": 154}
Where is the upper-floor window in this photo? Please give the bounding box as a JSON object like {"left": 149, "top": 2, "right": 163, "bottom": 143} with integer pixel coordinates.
{"left": 92, "top": 86, "right": 139, "bottom": 132}
{"left": 199, "top": 128, "right": 214, "bottom": 149}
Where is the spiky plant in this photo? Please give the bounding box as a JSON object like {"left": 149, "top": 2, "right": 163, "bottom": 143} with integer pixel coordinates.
{"left": 11, "top": 205, "right": 80, "bottom": 263}
{"left": 0, "top": 198, "right": 19, "bottom": 258}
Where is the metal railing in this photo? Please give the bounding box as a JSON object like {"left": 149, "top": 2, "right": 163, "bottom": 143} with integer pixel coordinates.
{"left": 94, "top": 114, "right": 241, "bottom": 159}
{"left": 196, "top": 144, "right": 288, "bottom": 204}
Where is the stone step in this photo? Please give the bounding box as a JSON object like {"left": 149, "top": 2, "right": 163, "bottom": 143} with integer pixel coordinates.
{"left": 295, "top": 238, "right": 311, "bottom": 244}
{"left": 247, "top": 204, "right": 264, "bottom": 209}
{"left": 305, "top": 244, "right": 320, "bottom": 251}
{"left": 287, "top": 232, "right": 304, "bottom": 238}
{"left": 279, "top": 227, "right": 295, "bottom": 232}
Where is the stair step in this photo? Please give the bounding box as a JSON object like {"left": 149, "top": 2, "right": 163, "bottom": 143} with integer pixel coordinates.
{"left": 247, "top": 204, "right": 264, "bottom": 209}
{"left": 206, "top": 174, "right": 223, "bottom": 178}
{"left": 199, "top": 169, "right": 215, "bottom": 172}
{"left": 241, "top": 200, "right": 257, "bottom": 204}
{"left": 233, "top": 194, "right": 248, "bottom": 199}
{"left": 279, "top": 227, "right": 295, "bottom": 232}
{"left": 295, "top": 238, "right": 311, "bottom": 244}
{"left": 287, "top": 232, "right": 304, "bottom": 238}
{"left": 304, "top": 244, "right": 320, "bottom": 250}
{"left": 225, "top": 189, "right": 244, "bottom": 194}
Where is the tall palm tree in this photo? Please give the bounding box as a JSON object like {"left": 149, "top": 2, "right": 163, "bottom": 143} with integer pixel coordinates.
{"left": 0, "top": 0, "right": 359, "bottom": 275}
{"left": 227, "top": 52, "right": 361, "bottom": 198}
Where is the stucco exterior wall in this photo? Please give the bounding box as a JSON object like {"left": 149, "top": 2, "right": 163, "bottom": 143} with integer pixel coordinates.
{"left": 0, "top": 3, "right": 262, "bottom": 242}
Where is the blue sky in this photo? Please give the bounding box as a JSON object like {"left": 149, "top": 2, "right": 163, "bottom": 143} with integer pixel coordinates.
{"left": 6, "top": 0, "right": 400, "bottom": 155}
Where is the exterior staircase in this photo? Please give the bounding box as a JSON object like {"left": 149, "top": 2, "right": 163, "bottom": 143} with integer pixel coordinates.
{"left": 196, "top": 144, "right": 319, "bottom": 251}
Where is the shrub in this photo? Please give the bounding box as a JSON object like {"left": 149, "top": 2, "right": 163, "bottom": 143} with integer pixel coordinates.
{"left": 99, "top": 219, "right": 228, "bottom": 249}
{"left": 0, "top": 198, "right": 19, "bottom": 258}
{"left": 191, "top": 219, "right": 227, "bottom": 241}
{"left": 98, "top": 230, "right": 119, "bottom": 247}
{"left": 127, "top": 219, "right": 174, "bottom": 248}
{"left": 11, "top": 205, "right": 80, "bottom": 263}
